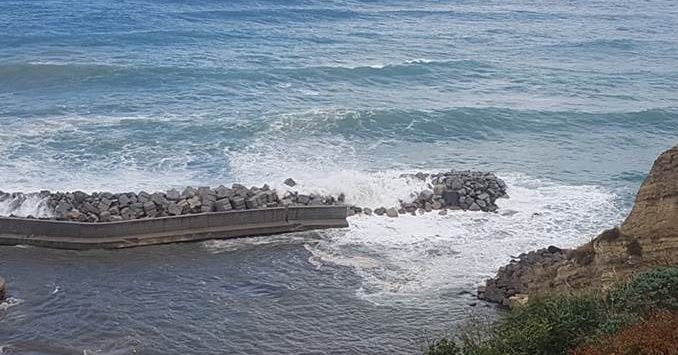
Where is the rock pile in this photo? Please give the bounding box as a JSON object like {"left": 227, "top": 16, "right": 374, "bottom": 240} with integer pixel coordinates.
{"left": 0, "top": 170, "right": 509, "bottom": 222}
{"left": 10, "top": 184, "right": 347, "bottom": 223}
{"left": 477, "top": 246, "right": 569, "bottom": 307}
{"left": 348, "top": 171, "right": 508, "bottom": 216}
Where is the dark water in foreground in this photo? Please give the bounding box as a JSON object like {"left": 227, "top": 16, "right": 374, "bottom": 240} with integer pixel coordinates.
{"left": 1, "top": 0, "right": 677, "bottom": 353}
{"left": 0, "top": 235, "right": 495, "bottom": 354}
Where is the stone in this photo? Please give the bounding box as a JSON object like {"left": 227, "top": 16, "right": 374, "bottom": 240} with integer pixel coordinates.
{"left": 245, "top": 197, "right": 259, "bottom": 209}
{"left": 442, "top": 191, "right": 460, "bottom": 206}
{"left": 547, "top": 245, "right": 562, "bottom": 254}
{"left": 143, "top": 201, "right": 157, "bottom": 217}
{"left": 215, "top": 185, "right": 231, "bottom": 199}
{"left": 419, "top": 190, "right": 434, "bottom": 201}
{"left": 469, "top": 202, "right": 481, "bottom": 211}
{"left": 73, "top": 191, "right": 88, "bottom": 204}
{"left": 138, "top": 191, "right": 151, "bottom": 203}
{"left": 433, "top": 184, "right": 446, "bottom": 195}
{"left": 167, "top": 202, "right": 183, "bottom": 216}
{"left": 99, "top": 211, "right": 112, "bottom": 222}
{"left": 297, "top": 194, "right": 311, "bottom": 205}
{"left": 374, "top": 207, "right": 386, "bottom": 216}
{"left": 81, "top": 202, "right": 99, "bottom": 215}
{"left": 308, "top": 198, "right": 323, "bottom": 206}
{"left": 98, "top": 198, "right": 112, "bottom": 210}
{"left": 231, "top": 196, "right": 245, "bottom": 210}
{"left": 438, "top": 209, "right": 447, "bottom": 216}
{"left": 385, "top": 207, "right": 399, "bottom": 218}
{"left": 151, "top": 192, "right": 166, "bottom": 205}
{"left": 363, "top": 208, "right": 372, "bottom": 216}
{"left": 166, "top": 189, "right": 181, "bottom": 201}
{"left": 118, "top": 194, "right": 131, "bottom": 206}
{"left": 431, "top": 201, "right": 442, "bottom": 210}
{"left": 507, "top": 294, "right": 529, "bottom": 308}
{"left": 188, "top": 196, "right": 202, "bottom": 210}
{"left": 201, "top": 203, "right": 214, "bottom": 213}
{"left": 120, "top": 207, "right": 133, "bottom": 220}
{"left": 66, "top": 209, "right": 82, "bottom": 220}
{"left": 55, "top": 201, "right": 72, "bottom": 220}
{"left": 181, "top": 187, "right": 197, "bottom": 199}
{"left": 284, "top": 178, "right": 297, "bottom": 187}
{"left": 215, "top": 199, "right": 232, "bottom": 212}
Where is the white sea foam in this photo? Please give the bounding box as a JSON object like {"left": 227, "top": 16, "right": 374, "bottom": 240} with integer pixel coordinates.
{"left": 227, "top": 148, "right": 626, "bottom": 303}
{"left": 298, "top": 173, "right": 624, "bottom": 303}
{"left": 0, "top": 297, "right": 23, "bottom": 311}
{"left": 221, "top": 120, "right": 628, "bottom": 302}
{"left": 0, "top": 194, "right": 52, "bottom": 218}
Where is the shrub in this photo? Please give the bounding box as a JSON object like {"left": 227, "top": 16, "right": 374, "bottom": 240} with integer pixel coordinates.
{"left": 607, "top": 267, "right": 678, "bottom": 314}
{"left": 485, "top": 296, "right": 608, "bottom": 355}
{"left": 424, "top": 267, "right": 678, "bottom": 355}
{"left": 569, "top": 311, "right": 678, "bottom": 355}
{"left": 425, "top": 296, "right": 610, "bottom": 355}
{"left": 426, "top": 338, "right": 462, "bottom": 355}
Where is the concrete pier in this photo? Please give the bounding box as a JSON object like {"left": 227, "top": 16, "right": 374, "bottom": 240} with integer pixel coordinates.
{"left": 0, "top": 206, "right": 348, "bottom": 250}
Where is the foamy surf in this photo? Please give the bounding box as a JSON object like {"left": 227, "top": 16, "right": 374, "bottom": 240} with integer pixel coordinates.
{"left": 0, "top": 194, "right": 52, "bottom": 218}
{"left": 300, "top": 173, "right": 625, "bottom": 303}
{"left": 0, "top": 297, "right": 23, "bottom": 311}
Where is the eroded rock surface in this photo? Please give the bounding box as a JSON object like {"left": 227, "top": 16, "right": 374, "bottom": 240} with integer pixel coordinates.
{"left": 479, "top": 145, "right": 678, "bottom": 306}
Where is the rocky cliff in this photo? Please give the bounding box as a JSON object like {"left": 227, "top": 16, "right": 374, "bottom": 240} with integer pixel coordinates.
{"left": 479, "top": 145, "right": 678, "bottom": 306}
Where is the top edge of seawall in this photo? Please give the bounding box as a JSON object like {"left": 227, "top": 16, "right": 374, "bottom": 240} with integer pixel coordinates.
{"left": 0, "top": 205, "right": 348, "bottom": 226}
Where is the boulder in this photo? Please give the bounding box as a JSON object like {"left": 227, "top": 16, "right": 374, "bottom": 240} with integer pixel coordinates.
{"left": 442, "top": 191, "right": 460, "bottom": 206}
{"left": 284, "top": 178, "right": 297, "bottom": 187}
{"left": 215, "top": 199, "right": 232, "bottom": 212}
{"left": 166, "top": 189, "right": 181, "bottom": 201}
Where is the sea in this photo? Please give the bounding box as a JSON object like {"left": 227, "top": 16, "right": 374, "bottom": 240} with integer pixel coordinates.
{"left": 0, "top": 1, "right": 677, "bottom": 354}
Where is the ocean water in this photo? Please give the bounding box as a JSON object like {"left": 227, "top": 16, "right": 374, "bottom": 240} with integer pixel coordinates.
{"left": 1, "top": 0, "right": 677, "bottom": 353}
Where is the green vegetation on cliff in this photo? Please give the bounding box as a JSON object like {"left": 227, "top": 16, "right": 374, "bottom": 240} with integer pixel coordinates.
{"left": 426, "top": 267, "right": 678, "bottom": 355}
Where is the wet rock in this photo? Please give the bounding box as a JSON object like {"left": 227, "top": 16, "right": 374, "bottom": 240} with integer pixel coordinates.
{"left": 284, "top": 178, "right": 297, "bottom": 187}
{"left": 166, "top": 189, "right": 181, "bottom": 201}
{"left": 215, "top": 199, "right": 232, "bottom": 212}
{"left": 385, "top": 207, "right": 399, "bottom": 218}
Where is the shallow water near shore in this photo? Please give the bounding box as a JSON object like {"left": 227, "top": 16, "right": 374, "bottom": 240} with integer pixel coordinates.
{"left": 1, "top": 0, "right": 678, "bottom": 353}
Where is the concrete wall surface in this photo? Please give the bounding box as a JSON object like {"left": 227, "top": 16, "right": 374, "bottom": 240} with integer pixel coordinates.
{"left": 0, "top": 206, "right": 348, "bottom": 249}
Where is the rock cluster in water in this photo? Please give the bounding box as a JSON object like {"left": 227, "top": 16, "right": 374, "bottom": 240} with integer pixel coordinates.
{"left": 347, "top": 171, "right": 508, "bottom": 217}
{"left": 0, "top": 170, "right": 508, "bottom": 222}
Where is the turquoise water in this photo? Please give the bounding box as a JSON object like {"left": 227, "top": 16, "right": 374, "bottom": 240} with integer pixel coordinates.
{"left": 0, "top": 1, "right": 677, "bottom": 353}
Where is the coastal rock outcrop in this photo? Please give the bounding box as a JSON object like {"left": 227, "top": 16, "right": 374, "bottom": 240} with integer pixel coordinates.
{"left": 479, "top": 145, "right": 678, "bottom": 306}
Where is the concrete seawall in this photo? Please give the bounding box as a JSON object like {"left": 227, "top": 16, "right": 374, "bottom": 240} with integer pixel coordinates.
{"left": 0, "top": 206, "right": 348, "bottom": 250}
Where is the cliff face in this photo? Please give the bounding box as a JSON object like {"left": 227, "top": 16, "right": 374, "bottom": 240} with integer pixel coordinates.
{"left": 480, "top": 145, "right": 678, "bottom": 306}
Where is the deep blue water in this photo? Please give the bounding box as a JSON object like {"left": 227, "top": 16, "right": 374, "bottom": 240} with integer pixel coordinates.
{"left": 0, "top": 1, "right": 677, "bottom": 354}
